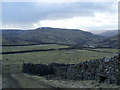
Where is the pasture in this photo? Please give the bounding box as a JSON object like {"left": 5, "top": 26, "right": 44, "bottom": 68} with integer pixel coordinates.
{"left": 2, "top": 44, "right": 118, "bottom": 73}
{"left": 2, "top": 44, "right": 119, "bottom": 88}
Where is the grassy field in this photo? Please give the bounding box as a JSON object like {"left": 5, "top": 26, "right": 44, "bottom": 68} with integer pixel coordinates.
{"left": 2, "top": 44, "right": 117, "bottom": 73}
{"left": 91, "top": 48, "right": 118, "bottom": 53}
{"left": 2, "top": 44, "right": 119, "bottom": 88}
{"left": 3, "top": 49, "right": 116, "bottom": 65}
{"left": 2, "top": 44, "right": 70, "bottom": 52}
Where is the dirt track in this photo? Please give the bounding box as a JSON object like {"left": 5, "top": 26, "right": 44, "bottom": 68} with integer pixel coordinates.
{"left": 3, "top": 74, "right": 21, "bottom": 88}
{"left": 2, "top": 73, "right": 57, "bottom": 88}
{"left": 2, "top": 73, "right": 120, "bottom": 88}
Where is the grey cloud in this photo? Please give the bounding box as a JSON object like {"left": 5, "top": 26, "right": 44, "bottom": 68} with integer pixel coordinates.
{"left": 2, "top": 2, "right": 116, "bottom": 25}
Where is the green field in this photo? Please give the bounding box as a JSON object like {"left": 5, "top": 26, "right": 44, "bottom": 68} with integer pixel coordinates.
{"left": 3, "top": 49, "right": 116, "bottom": 65}
{"left": 2, "top": 44, "right": 117, "bottom": 73}
{"left": 91, "top": 48, "right": 118, "bottom": 53}
{"left": 2, "top": 44, "right": 70, "bottom": 52}
{"left": 2, "top": 44, "right": 119, "bottom": 88}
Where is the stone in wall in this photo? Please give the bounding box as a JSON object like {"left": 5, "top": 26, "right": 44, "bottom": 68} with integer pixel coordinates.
{"left": 22, "top": 63, "right": 51, "bottom": 76}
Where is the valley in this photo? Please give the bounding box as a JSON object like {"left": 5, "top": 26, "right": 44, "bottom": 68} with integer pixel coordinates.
{"left": 1, "top": 27, "right": 119, "bottom": 88}
{"left": 2, "top": 44, "right": 119, "bottom": 88}
{"left": 1, "top": 1, "right": 119, "bottom": 88}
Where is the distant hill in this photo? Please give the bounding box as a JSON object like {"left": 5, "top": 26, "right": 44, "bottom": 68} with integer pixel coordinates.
{"left": 89, "top": 30, "right": 109, "bottom": 34}
{"left": 1, "top": 27, "right": 104, "bottom": 46}
{"left": 98, "top": 33, "right": 119, "bottom": 48}
{"left": 96, "top": 30, "right": 118, "bottom": 38}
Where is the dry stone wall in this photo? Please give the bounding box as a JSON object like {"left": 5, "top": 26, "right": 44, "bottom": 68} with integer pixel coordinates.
{"left": 22, "top": 56, "right": 119, "bottom": 84}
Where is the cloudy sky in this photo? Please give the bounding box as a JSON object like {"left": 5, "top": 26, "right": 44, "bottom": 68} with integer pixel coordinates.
{"left": 1, "top": 0, "right": 118, "bottom": 31}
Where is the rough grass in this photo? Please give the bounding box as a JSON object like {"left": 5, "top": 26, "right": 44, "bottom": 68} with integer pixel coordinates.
{"left": 14, "top": 73, "right": 120, "bottom": 88}
{"left": 2, "top": 44, "right": 119, "bottom": 88}
{"left": 2, "top": 44, "right": 70, "bottom": 52}
{"left": 3, "top": 49, "right": 116, "bottom": 65}
{"left": 3, "top": 73, "right": 120, "bottom": 88}
{"left": 91, "top": 48, "right": 118, "bottom": 53}
{"left": 2, "top": 45, "right": 117, "bottom": 73}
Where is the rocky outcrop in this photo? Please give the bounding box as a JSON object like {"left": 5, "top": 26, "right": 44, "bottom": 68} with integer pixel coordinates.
{"left": 22, "top": 55, "right": 119, "bottom": 85}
